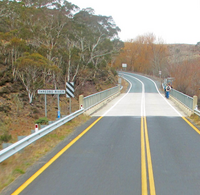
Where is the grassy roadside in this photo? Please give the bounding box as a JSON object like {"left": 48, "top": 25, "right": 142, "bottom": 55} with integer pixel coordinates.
{"left": 0, "top": 114, "right": 90, "bottom": 192}
{"left": 0, "top": 77, "right": 129, "bottom": 193}
{"left": 189, "top": 114, "right": 200, "bottom": 127}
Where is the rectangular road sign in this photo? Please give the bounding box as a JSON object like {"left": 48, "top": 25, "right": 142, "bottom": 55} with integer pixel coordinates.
{"left": 122, "top": 63, "right": 127, "bottom": 68}
{"left": 37, "top": 90, "right": 66, "bottom": 94}
{"left": 66, "top": 82, "right": 74, "bottom": 98}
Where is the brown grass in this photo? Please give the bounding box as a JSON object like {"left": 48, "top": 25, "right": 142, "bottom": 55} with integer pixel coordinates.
{"left": 189, "top": 114, "right": 200, "bottom": 127}
{"left": 0, "top": 114, "right": 90, "bottom": 192}
{"left": 120, "top": 78, "right": 129, "bottom": 93}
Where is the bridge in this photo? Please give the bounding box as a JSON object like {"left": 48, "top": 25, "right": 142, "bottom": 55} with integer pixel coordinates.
{"left": 2, "top": 72, "right": 200, "bottom": 195}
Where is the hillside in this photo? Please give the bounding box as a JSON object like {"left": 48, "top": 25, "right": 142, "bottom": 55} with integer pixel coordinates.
{"left": 0, "top": 64, "right": 118, "bottom": 148}
{"left": 167, "top": 43, "right": 200, "bottom": 63}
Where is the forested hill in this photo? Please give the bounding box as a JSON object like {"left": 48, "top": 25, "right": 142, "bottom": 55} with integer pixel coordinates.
{"left": 0, "top": 0, "right": 123, "bottom": 104}
{"left": 0, "top": 0, "right": 124, "bottom": 146}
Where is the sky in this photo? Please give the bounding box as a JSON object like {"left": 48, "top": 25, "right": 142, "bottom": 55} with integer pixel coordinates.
{"left": 70, "top": 0, "right": 200, "bottom": 44}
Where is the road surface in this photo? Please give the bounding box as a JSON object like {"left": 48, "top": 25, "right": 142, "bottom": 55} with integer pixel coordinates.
{"left": 4, "top": 72, "right": 200, "bottom": 195}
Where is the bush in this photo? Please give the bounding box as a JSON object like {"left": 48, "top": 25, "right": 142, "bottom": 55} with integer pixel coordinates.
{"left": 110, "top": 67, "right": 117, "bottom": 76}
{"left": 35, "top": 117, "right": 49, "bottom": 125}
{"left": 0, "top": 105, "right": 11, "bottom": 113}
{"left": 0, "top": 134, "right": 12, "bottom": 142}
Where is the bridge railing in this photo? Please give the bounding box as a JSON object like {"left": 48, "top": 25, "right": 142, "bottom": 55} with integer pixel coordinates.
{"left": 170, "top": 88, "right": 194, "bottom": 110}
{"left": 83, "top": 85, "right": 120, "bottom": 111}
{"left": 162, "top": 83, "right": 198, "bottom": 112}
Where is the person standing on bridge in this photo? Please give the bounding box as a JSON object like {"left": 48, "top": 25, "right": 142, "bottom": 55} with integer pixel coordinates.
{"left": 165, "top": 84, "right": 171, "bottom": 99}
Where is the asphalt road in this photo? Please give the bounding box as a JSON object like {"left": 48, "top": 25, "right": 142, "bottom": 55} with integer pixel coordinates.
{"left": 6, "top": 72, "right": 200, "bottom": 195}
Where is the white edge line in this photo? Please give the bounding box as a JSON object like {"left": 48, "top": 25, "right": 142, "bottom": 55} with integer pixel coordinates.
{"left": 102, "top": 76, "right": 132, "bottom": 116}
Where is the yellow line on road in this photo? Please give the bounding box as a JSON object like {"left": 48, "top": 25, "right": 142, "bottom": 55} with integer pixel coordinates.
{"left": 141, "top": 116, "right": 156, "bottom": 195}
{"left": 11, "top": 116, "right": 103, "bottom": 195}
{"left": 182, "top": 117, "right": 200, "bottom": 134}
{"left": 144, "top": 116, "right": 156, "bottom": 195}
{"left": 141, "top": 116, "right": 148, "bottom": 195}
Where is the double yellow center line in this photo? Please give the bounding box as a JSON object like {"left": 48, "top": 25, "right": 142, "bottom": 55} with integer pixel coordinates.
{"left": 141, "top": 115, "right": 156, "bottom": 195}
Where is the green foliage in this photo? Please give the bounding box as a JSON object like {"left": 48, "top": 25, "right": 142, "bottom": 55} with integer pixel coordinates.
{"left": 0, "top": 0, "right": 122, "bottom": 103}
{"left": 13, "top": 168, "right": 25, "bottom": 174}
{"left": 35, "top": 117, "right": 49, "bottom": 125}
{"left": 0, "top": 104, "right": 11, "bottom": 112}
{"left": 110, "top": 67, "right": 117, "bottom": 76}
{"left": 0, "top": 121, "right": 12, "bottom": 143}
{"left": 16, "top": 53, "right": 49, "bottom": 69}
{"left": 0, "top": 134, "right": 12, "bottom": 142}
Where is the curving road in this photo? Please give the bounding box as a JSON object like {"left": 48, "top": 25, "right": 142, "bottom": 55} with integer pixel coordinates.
{"left": 6, "top": 72, "right": 200, "bottom": 195}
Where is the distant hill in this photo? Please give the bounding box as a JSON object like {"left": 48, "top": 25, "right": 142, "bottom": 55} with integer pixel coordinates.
{"left": 167, "top": 43, "right": 200, "bottom": 64}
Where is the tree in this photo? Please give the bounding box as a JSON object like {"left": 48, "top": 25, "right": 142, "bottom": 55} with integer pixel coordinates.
{"left": 0, "top": 0, "right": 122, "bottom": 104}
{"left": 15, "top": 53, "right": 49, "bottom": 103}
{"left": 72, "top": 9, "right": 121, "bottom": 80}
{"left": 114, "top": 33, "right": 168, "bottom": 75}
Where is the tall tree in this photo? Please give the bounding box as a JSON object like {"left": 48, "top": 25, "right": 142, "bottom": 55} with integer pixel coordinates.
{"left": 15, "top": 53, "right": 49, "bottom": 103}
{"left": 115, "top": 34, "right": 168, "bottom": 75}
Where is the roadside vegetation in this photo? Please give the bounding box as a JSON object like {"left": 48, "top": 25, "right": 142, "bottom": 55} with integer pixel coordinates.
{"left": 0, "top": 0, "right": 122, "bottom": 145}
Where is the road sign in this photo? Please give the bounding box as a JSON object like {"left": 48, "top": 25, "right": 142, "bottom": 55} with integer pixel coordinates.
{"left": 37, "top": 90, "right": 66, "bottom": 94}
{"left": 66, "top": 82, "right": 74, "bottom": 98}
{"left": 37, "top": 89, "right": 65, "bottom": 117}
{"left": 122, "top": 63, "right": 127, "bottom": 68}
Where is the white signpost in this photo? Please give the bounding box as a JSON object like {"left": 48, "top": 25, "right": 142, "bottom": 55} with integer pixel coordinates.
{"left": 38, "top": 90, "right": 66, "bottom": 118}
{"left": 122, "top": 63, "right": 127, "bottom": 68}
{"left": 122, "top": 63, "right": 127, "bottom": 71}
{"left": 38, "top": 90, "right": 66, "bottom": 94}
{"left": 159, "top": 70, "right": 162, "bottom": 80}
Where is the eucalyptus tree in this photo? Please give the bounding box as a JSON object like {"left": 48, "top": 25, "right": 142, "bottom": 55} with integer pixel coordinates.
{"left": 15, "top": 53, "right": 50, "bottom": 103}
{"left": 0, "top": 1, "right": 30, "bottom": 77}
{"left": 74, "top": 9, "right": 121, "bottom": 67}
{"left": 0, "top": 0, "right": 123, "bottom": 103}
{"left": 66, "top": 8, "right": 122, "bottom": 85}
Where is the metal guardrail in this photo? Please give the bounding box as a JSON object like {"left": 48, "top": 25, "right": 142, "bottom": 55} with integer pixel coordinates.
{"left": 0, "top": 85, "right": 121, "bottom": 163}
{"left": 83, "top": 85, "right": 120, "bottom": 110}
{"left": 0, "top": 109, "right": 84, "bottom": 162}
{"left": 194, "top": 108, "right": 200, "bottom": 117}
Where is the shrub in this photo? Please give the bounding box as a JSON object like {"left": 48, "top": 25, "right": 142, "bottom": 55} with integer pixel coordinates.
{"left": 110, "top": 67, "right": 117, "bottom": 76}
{"left": 35, "top": 117, "right": 49, "bottom": 125}
{"left": 0, "top": 134, "right": 12, "bottom": 142}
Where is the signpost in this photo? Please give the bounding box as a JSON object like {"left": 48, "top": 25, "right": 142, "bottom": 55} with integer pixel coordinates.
{"left": 159, "top": 70, "right": 162, "bottom": 80}
{"left": 38, "top": 90, "right": 66, "bottom": 118}
{"left": 122, "top": 63, "right": 127, "bottom": 71}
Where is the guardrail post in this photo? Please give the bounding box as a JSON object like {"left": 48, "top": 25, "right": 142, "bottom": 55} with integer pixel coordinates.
{"left": 118, "top": 84, "right": 120, "bottom": 91}
{"left": 193, "top": 95, "right": 198, "bottom": 112}
{"left": 79, "top": 95, "right": 84, "bottom": 109}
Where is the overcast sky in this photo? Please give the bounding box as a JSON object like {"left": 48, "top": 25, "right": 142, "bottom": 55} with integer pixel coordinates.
{"left": 70, "top": 0, "right": 200, "bottom": 44}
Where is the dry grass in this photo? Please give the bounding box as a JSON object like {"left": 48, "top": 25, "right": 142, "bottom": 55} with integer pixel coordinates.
{"left": 0, "top": 114, "right": 90, "bottom": 192}
{"left": 189, "top": 114, "right": 200, "bottom": 127}
{"left": 120, "top": 78, "right": 129, "bottom": 93}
